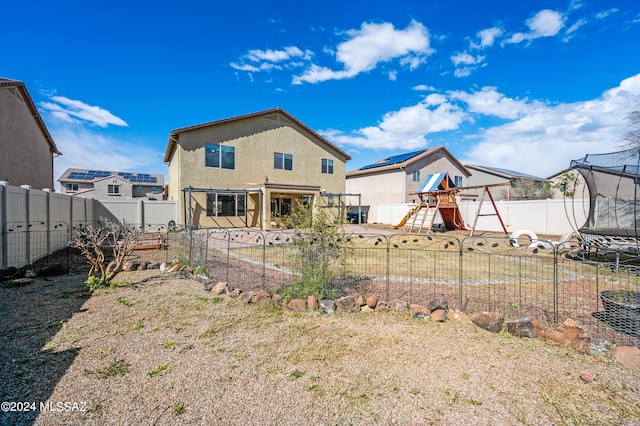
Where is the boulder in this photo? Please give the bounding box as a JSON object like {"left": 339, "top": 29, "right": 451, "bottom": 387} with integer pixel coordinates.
{"left": 589, "top": 335, "right": 611, "bottom": 356}
{"left": 375, "top": 301, "right": 389, "bottom": 312}
{"left": 446, "top": 309, "right": 470, "bottom": 322}
{"left": 251, "top": 289, "right": 271, "bottom": 305}
{"left": 319, "top": 299, "right": 335, "bottom": 314}
{"left": 287, "top": 299, "right": 307, "bottom": 312}
{"left": 123, "top": 261, "right": 140, "bottom": 272}
{"left": 0, "top": 267, "right": 18, "bottom": 281}
{"left": 365, "top": 294, "right": 379, "bottom": 309}
{"left": 335, "top": 295, "right": 357, "bottom": 312}
{"left": 430, "top": 309, "right": 446, "bottom": 322}
{"left": 24, "top": 269, "right": 38, "bottom": 278}
{"left": 471, "top": 312, "right": 504, "bottom": 333}
{"left": 137, "top": 262, "right": 148, "bottom": 271}
{"left": 307, "top": 295, "right": 319, "bottom": 311}
{"left": 240, "top": 291, "right": 254, "bottom": 304}
{"left": 571, "top": 333, "right": 592, "bottom": 354}
{"left": 38, "top": 263, "right": 67, "bottom": 277}
{"left": 271, "top": 294, "right": 283, "bottom": 306}
{"left": 228, "top": 288, "right": 242, "bottom": 298}
{"left": 558, "top": 318, "right": 583, "bottom": 341}
{"left": 360, "top": 305, "right": 374, "bottom": 313}
{"left": 428, "top": 299, "right": 448, "bottom": 313}
{"left": 531, "top": 319, "right": 545, "bottom": 338}
{"left": 543, "top": 330, "right": 569, "bottom": 346}
{"left": 168, "top": 264, "right": 181, "bottom": 273}
{"left": 410, "top": 304, "right": 429, "bottom": 319}
{"left": 147, "top": 262, "right": 160, "bottom": 270}
{"left": 391, "top": 300, "right": 409, "bottom": 314}
{"left": 355, "top": 294, "right": 365, "bottom": 307}
{"left": 210, "top": 282, "right": 228, "bottom": 296}
{"left": 611, "top": 346, "right": 640, "bottom": 371}
{"left": 506, "top": 318, "right": 536, "bottom": 338}
{"left": 203, "top": 280, "right": 215, "bottom": 291}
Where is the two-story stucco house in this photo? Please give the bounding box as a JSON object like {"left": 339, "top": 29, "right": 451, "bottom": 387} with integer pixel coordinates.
{"left": 0, "top": 78, "right": 61, "bottom": 189}
{"left": 346, "top": 147, "right": 470, "bottom": 222}
{"left": 164, "top": 108, "right": 351, "bottom": 229}
{"left": 58, "top": 168, "right": 165, "bottom": 200}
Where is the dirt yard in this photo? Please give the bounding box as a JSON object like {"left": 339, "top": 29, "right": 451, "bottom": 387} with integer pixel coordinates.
{"left": 1, "top": 270, "right": 639, "bottom": 425}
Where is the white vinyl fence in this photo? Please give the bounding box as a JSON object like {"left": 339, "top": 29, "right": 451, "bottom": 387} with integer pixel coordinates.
{"left": 0, "top": 182, "right": 177, "bottom": 269}
{"left": 371, "top": 198, "right": 589, "bottom": 237}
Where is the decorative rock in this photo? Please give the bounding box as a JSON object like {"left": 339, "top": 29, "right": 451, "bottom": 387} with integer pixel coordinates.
{"left": 531, "top": 319, "right": 545, "bottom": 338}
{"left": 355, "top": 294, "right": 365, "bottom": 307}
{"left": 168, "top": 264, "right": 181, "bottom": 273}
{"left": 210, "top": 282, "right": 228, "bottom": 296}
{"left": 391, "top": 300, "right": 408, "bottom": 314}
{"left": 0, "top": 267, "right": 18, "bottom": 281}
{"left": 137, "top": 262, "right": 148, "bottom": 271}
{"left": 319, "top": 299, "right": 335, "bottom": 314}
{"left": 506, "top": 318, "right": 536, "bottom": 338}
{"left": 428, "top": 299, "right": 448, "bottom": 313}
{"left": 9, "top": 278, "right": 32, "bottom": 286}
{"left": 160, "top": 262, "right": 168, "bottom": 271}
{"left": 360, "top": 305, "right": 374, "bottom": 313}
{"left": 123, "top": 261, "right": 140, "bottom": 272}
{"left": 410, "top": 304, "right": 429, "bottom": 319}
{"left": 240, "top": 291, "right": 254, "bottom": 304}
{"left": 611, "top": 346, "right": 640, "bottom": 371}
{"left": 544, "top": 330, "right": 569, "bottom": 346}
{"left": 446, "top": 309, "right": 470, "bottom": 322}
{"left": 251, "top": 289, "right": 271, "bottom": 305}
{"left": 203, "top": 280, "right": 215, "bottom": 291}
{"left": 558, "top": 318, "right": 583, "bottom": 341}
{"left": 24, "top": 269, "right": 38, "bottom": 278}
{"left": 571, "top": 333, "right": 592, "bottom": 354}
{"left": 307, "top": 295, "right": 319, "bottom": 311}
{"left": 430, "top": 309, "right": 446, "bottom": 322}
{"left": 366, "top": 294, "right": 378, "bottom": 309}
{"left": 147, "top": 262, "right": 160, "bottom": 270}
{"left": 471, "top": 312, "right": 504, "bottom": 333}
{"left": 287, "top": 298, "right": 307, "bottom": 312}
{"left": 335, "top": 295, "right": 357, "bottom": 312}
{"left": 271, "top": 294, "right": 283, "bottom": 306}
{"left": 228, "top": 288, "right": 242, "bottom": 298}
{"left": 580, "top": 372, "right": 594, "bottom": 383}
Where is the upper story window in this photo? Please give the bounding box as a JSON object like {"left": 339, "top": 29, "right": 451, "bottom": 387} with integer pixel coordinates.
{"left": 206, "top": 144, "right": 235, "bottom": 169}
{"left": 321, "top": 158, "right": 334, "bottom": 174}
{"left": 454, "top": 176, "right": 463, "bottom": 188}
{"left": 66, "top": 183, "right": 78, "bottom": 192}
{"left": 412, "top": 171, "right": 421, "bottom": 182}
{"left": 108, "top": 184, "right": 120, "bottom": 195}
{"left": 274, "top": 152, "right": 293, "bottom": 170}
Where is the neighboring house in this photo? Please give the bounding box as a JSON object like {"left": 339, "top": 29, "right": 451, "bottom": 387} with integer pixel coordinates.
{"left": 0, "top": 78, "right": 61, "bottom": 189}
{"left": 547, "top": 168, "right": 588, "bottom": 200}
{"left": 345, "top": 147, "right": 471, "bottom": 220}
{"left": 58, "top": 168, "right": 165, "bottom": 200}
{"left": 163, "top": 108, "right": 351, "bottom": 229}
{"left": 464, "top": 164, "right": 549, "bottom": 200}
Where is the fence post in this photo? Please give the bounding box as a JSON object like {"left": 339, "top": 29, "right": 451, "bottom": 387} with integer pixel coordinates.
{"left": 385, "top": 236, "right": 390, "bottom": 302}
{"left": 458, "top": 238, "right": 464, "bottom": 309}
{"left": 553, "top": 246, "right": 559, "bottom": 324}
{"left": 0, "top": 181, "right": 7, "bottom": 269}
{"left": 21, "top": 185, "right": 31, "bottom": 265}
{"left": 44, "top": 188, "right": 52, "bottom": 259}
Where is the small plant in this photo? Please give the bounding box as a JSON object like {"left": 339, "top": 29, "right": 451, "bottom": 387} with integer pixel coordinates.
{"left": 290, "top": 369, "right": 305, "bottom": 379}
{"left": 146, "top": 364, "right": 172, "bottom": 377}
{"left": 163, "top": 341, "right": 176, "bottom": 349}
{"left": 173, "top": 403, "right": 186, "bottom": 415}
{"left": 131, "top": 320, "right": 144, "bottom": 331}
{"left": 95, "top": 359, "right": 130, "bottom": 379}
{"left": 60, "top": 291, "right": 71, "bottom": 299}
{"left": 118, "top": 296, "right": 133, "bottom": 306}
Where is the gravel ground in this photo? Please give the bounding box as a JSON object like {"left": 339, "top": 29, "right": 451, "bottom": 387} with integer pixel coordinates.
{"left": 1, "top": 270, "right": 639, "bottom": 426}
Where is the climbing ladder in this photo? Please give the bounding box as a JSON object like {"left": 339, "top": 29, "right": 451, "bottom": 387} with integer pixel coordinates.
{"left": 407, "top": 199, "right": 440, "bottom": 234}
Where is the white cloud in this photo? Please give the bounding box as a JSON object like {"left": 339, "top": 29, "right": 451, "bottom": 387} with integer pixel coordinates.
{"left": 294, "top": 20, "right": 433, "bottom": 84}
{"left": 504, "top": 9, "right": 566, "bottom": 45}
{"left": 460, "top": 73, "right": 640, "bottom": 176}
{"left": 322, "top": 99, "right": 464, "bottom": 150}
{"left": 563, "top": 18, "right": 587, "bottom": 41}
{"left": 413, "top": 84, "right": 435, "bottom": 91}
{"left": 451, "top": 52, "right": 486, "bottom": 78}
{"left": 470, "top": 27, "right": 504, "bottom": 49}
{"left": 39, "top": 96, "right": 128, "bottom": 128}
{"left": 230, "top": 46, "right": 312, "bottom": 73}
{"left": 595, "top": 8, "right": 618, "bottom": 20}
{"left": 449, "top": 87, "right": 537, "bottom": 119}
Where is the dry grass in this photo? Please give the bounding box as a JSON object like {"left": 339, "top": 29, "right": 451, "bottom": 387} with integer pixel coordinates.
{"left": 0, "top": 270, "right": 639, "bottom": 425}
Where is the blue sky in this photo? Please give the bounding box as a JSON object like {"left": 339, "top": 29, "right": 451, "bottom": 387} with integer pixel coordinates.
{"left": 3, "top": 0, "right": 640, "bottom": 189}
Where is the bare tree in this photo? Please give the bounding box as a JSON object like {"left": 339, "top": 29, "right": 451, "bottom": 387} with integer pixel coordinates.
{"left": 623, "top": 108, "right": 640, "bottom": 149}
{"left": 69, "top": 219, "right": 140, "bottom": 289}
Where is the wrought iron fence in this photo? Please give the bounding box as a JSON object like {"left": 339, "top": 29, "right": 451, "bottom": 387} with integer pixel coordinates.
{"left": 180, "top": 227, "right": 639, "bottom": 348}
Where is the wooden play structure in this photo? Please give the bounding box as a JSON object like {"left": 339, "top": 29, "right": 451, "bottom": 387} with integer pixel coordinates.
{"left": 394, "top": 173, "right": 510, "bottom": 235}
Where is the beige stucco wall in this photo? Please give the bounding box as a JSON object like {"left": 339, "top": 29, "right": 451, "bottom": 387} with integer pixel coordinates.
{"left": 0, "top": 87, "right": 54, "bottom": 189}
{"left": 167, "top": 115, "right": 348, "bottom": 227}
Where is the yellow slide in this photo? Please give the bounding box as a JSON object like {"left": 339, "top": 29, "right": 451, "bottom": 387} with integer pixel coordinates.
{"left": 393, "top": 204, "right": 420, "bottom": 229}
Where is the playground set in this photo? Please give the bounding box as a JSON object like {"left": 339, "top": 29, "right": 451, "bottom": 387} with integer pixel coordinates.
{"left": 393, "top": 172, "right": 510, "bottom": 236}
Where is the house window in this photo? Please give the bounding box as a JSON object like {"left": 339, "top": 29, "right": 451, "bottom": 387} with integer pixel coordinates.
{"left": 322, "top": 158, "right": 334, "bottom": 174}
{"left": 206, "top": 193, "right": 246, "bottom": 217}
{"left": 412, "top": 171, "right": 421, "bottom": 182}
{"left": 138, "top": 186, "right": 143, "bottom": 193}
{"left": 274, "top": 152, "right": 293, "bottom": 170}
{"left": 454, "top": 176, "right": 463, "bottom": 187}
{"left": 66, "top": 183, "right": 78, "bottom": 192}
{"left": 108, "top": 185, "right": 120, "bottom": 195}
{"left": 205, "top": 144, "right": 235, "bottom": 169}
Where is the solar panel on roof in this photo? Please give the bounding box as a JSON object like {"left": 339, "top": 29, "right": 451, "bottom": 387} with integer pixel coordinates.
{"left": 359, "top": 149, "right": 425, "bottom": 170}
